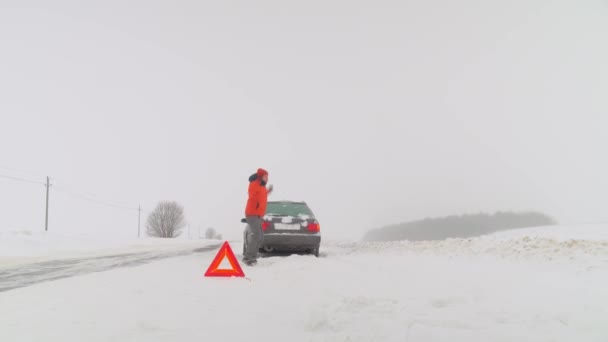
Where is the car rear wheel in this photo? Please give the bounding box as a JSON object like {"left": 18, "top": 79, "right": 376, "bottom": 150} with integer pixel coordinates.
{"left": 311, "top": 247, "right": 320, "bottom": 257}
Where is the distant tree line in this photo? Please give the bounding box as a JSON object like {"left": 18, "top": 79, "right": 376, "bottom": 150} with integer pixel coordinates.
{"left": 363, "top": 211, "right": 557, "bottom": 242}
{"left": 204, "top": 227, "right": 223, "bottom": 240}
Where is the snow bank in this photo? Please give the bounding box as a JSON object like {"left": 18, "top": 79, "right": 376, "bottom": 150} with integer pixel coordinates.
{"left": 0, "top": 230, "right": 221, "bottom": 267}
{"left": 0, "top": 224, "right": 606, "bottom": 342}
{"left": 489, "top": 223, "right": 608, "bottom": 241}
{"left": 334, "top": 224, "right": 608, "bottom": 264}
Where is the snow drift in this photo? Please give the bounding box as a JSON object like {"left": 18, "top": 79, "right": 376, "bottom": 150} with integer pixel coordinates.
{"left": 0, "top": 224, "right": 606, "bottom": 342}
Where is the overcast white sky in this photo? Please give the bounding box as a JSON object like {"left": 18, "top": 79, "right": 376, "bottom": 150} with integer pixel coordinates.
{"left": 1, "top": 0, "right": 607, "bottom": 240}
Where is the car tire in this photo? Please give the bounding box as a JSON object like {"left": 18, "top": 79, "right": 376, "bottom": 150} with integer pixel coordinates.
{"left": 312, "top": 247, "right": 320, "bottom": 258}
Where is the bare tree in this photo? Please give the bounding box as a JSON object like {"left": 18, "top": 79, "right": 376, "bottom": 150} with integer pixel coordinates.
{"left": 146, "top": 201, "right": 186, "bottom": 238}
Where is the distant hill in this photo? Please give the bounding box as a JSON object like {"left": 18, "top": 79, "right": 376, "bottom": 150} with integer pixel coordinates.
{"left": 363, "top": 211, "right": 557, "bottom": 242}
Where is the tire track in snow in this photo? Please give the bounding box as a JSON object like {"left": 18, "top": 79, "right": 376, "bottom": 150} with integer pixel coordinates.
{"left": 0, "top": 245, "right": 220, "bottom": 293}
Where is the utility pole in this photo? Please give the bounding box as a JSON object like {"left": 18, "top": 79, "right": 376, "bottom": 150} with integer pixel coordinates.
{"left": 44, "top": 176, "right": 50, "bottom": 231}
{"left": 138, "top": 205, "right": 142, "bottom": 238}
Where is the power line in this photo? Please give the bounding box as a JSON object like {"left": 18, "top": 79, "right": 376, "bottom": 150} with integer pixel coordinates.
{"left": 52, "top": 178, "right": 138, "bottom": 209}
{"left": 0, "top": 165, "right": 46, "bottom": 179}
{"left": 0, "top": 167, "right": 139, "bottom": 210}
{"left": 0, "top": 173, "right": 138, "bottom": 211}
{"left": 54, "top": 187, "right": 139, "bottom": 211}
{"left": 0, "top": 174, "right": 45, "bottom": 185}
{"left": 0, "top": 165, "right": 143, "bottom": 235}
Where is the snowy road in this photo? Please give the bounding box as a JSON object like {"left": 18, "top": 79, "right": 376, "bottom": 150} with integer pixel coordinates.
{"left": 1, "top": 225, "right": 607, "bottom": 342}
{"left": 0, "top": 245, "right": 220, "bottom": 293}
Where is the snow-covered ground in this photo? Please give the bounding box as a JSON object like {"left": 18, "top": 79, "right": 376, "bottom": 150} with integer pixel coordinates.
{"left": 1, "top": 224, "right": 607, "bottom": 342}
{"left": 0, "top": 230, "right": 221, "bottom": 267}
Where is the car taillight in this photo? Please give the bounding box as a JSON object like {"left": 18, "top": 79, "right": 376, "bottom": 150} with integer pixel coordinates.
{"left": 308, "top": 223, "right": 320, "bottom": 232}
{"left": 262, "top": 221, "right": 271, "bottom": 231}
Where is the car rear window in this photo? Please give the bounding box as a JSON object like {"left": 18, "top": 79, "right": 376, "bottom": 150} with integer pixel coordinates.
{"left": 266, "top": 202, "right": 314, "bottom": 217}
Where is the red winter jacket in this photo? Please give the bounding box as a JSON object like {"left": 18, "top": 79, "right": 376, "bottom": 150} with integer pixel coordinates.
{"left": 245, "top": 169, "right": 269, "bottom": 217}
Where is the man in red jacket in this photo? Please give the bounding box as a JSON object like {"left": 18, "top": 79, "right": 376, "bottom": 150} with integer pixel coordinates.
{"left": 243, "top": 168, "right": 273, "bottom": 265}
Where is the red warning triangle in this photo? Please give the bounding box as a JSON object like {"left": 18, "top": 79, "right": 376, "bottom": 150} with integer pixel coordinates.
{"left": 204, "top": 241, "right": 245, "bottom": 277}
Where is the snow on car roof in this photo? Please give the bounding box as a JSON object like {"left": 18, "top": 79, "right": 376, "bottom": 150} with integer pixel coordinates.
{"left": 268, "top": 200, "right": 307, "bottom": 204}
